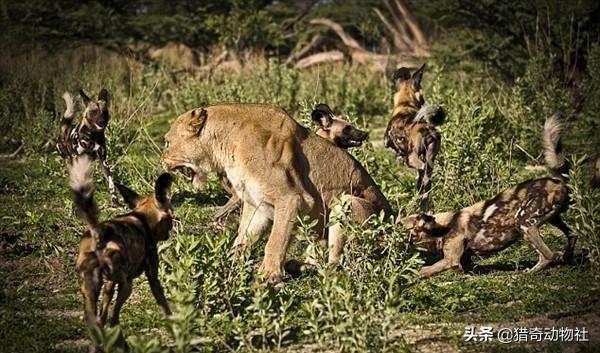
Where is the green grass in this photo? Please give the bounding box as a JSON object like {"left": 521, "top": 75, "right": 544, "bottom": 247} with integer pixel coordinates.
{"left": 1, "top": 45, "right": 599, "bottom": 353}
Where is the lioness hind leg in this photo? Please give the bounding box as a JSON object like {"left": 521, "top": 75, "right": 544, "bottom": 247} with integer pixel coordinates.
{"left": 260, "top": 194, "right": 303, "bottom": 283}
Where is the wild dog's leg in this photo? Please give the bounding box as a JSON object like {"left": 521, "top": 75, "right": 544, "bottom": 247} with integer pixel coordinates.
{"left": 145, "top": 256, "right": 171, "bottom": 317}
{"left": 213, "top": 194, "right": 241, "bottom": 223}
{"left": 80, "top": 267, "right": 102, "bottom": 326}
{"left": 420, "top": 237, "right": 464, "bottom": 278}
{"left": 460, "top": 249, "right": 474, "bottom": 271}
{"left": 521, "top": 226, "right": 561, "bottom": 273}
{"left": 101, "top": 158, "right": 118, "bottom": 205}
{"left": 420, "top": 259, "right": 453, "bottom": 277}
{"left": 98, "top": 281, "right": 115, "bottom": 326}
{"left": 408, "top": 152, "right": 431, "bottom": 211}
{"left": 108, "top": 280, "right": 132, "bottom": 326}
{"left": 233, "top": 201, "right": 272, "bottom": 255}
{"left": 419, "top": 136, "right": 440, "bottom": 212}
{"left": 548, "top": 216, "right": 576, "bottom": 263}
{"left": 260, "top": 194, "right": 303, "bottom": 283}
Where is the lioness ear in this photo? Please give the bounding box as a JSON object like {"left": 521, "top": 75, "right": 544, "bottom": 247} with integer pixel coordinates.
{"left": 189, "top": 108, "right": 207, "bottom": 135}
{"left": 98, "top": 88, "right": 109, "bottom": 106}
{"left": 155, "top": 173, "right": 173, "bottom": 209}
{"left": 412, "top": 63, "right": 426, "bottom": 89}
{"left": 115, "top": 183, "right": 141, "bottom": 209}
{"left": 311, "top": 103, "right": 334, "bottom": 130}
{"left": 79, "top": 89, "right": 91, "bottom": 106}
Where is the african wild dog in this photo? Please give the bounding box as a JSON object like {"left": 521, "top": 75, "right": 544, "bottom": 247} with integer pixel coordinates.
{"left": 311, "top": 103, "right": 369, "bottom": 148}
{"left": 69, "top": 156, "right": 173, "bottom": 329}
{"left": 212, "top": 103, "right": 370, "bottom": 224}
{"left": 57, "top": 89, "right": 118, "bottom": 204}
{"left": 401, "top": 114, "right": 574, "bottom": 277}
{"left": 384, "top": 64, "right": 445, "bottom": 211}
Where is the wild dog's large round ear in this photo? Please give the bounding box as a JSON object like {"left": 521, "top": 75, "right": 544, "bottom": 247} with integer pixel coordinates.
{"left": 115, "top": 183, "right": 141, "bottom": 209}
{"left": 311, "top": 103, "right": 334, "bottom": 129}
{"left": 155, "top": 173, "right": 173, "bottom": 208}
{"left": 188, "top": 108, "right": 208, "bottom": 135}
{"left": 98, "top": 89, "right": 109, "bottom": 106}
{"left": 412, "top": 63, "right": 426, "bottom": 89}
{"left": 392, "top": 67, "right": 412, "bottom": 87}
{"left": 79, "top": 89, "right": 91, "bottom": 106}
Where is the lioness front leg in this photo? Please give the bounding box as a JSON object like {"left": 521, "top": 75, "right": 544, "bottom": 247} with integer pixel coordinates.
{"left": 260, "top": 195, "right": 302, "bottom": 283}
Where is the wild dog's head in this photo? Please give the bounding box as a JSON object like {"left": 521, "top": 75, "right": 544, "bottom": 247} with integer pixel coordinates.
{"left": 162, "top": 108, "right": 211, "bottom": 189}
{"left": 391, "top": 63, "right": 425, "bottom": 109}
{"left": 79, "top": 89, "right": 110, "bottom": 131}
{"left": 115, "top": 173, "right": 174, "bottom": 241}
{"left": 401, "top": 213, "right": 448, "bottom": 249}
{"left": 311, "top": 104, "right": 369, "bottom": 148}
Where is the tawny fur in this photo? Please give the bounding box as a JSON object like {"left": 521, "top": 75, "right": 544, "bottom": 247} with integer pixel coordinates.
{"left": 163, "top": 103, "right": 393, "bottom": 283}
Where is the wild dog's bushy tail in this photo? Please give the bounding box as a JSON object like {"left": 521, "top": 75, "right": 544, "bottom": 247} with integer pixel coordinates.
{"left": 68, "top": 156, "right": 101, "bottom": 249}
{"left": 414, "top": 105, "right": 445, "bottom": 126}
{"left": 60, "top": 92, "right": 76, "bottom": 133}
{"left": 63, "top": 92, "right": 76, "bottom": 120}
{"left": 543, "top": 114, "right": 569, "bottom": 179}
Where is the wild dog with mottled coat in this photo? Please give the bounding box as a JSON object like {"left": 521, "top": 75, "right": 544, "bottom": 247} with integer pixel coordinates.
{"left": 384, "top": 64, "right": 445, "bottom": 211}
{"left": 162, "top": 103, "right": 393, "bottom": 283}
{"left": 68, "top": 156, "right": 173, "bottom": 329}
{"left": 212, "top": 103, "right": 370, "bottom": 223}
{"left": 57, "top": 89, "right": 118, "bottom": 204}
{"left": 402, "top": 115, "right": 575, "bottom": 277}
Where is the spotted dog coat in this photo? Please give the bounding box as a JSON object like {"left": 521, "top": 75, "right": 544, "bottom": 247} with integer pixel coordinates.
{"left": 56, "top": 89, "right": 118, "bottom": 204}
{"left": 68, "top": 157, "right": 173, "bottom": 331}
{"left": 384, "top": 64, "right": 445, "bottom": 211}
{"left": 402, "top": 115, "right": 574, "bottom": 277}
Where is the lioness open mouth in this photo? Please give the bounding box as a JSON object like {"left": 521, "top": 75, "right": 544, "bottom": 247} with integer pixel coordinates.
{"left": 164, "top": 161, "right": 205, "bottom": 189}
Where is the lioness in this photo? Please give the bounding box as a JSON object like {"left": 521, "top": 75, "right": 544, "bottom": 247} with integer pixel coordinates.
{"left": 162, "top": 103, "right": 393, "bottom": 283}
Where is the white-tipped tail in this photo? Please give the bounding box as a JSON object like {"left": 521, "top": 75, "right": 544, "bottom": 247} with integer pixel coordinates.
{"left": 62, "top": 92, "right": 76, "bottom": 120}
{"left": 542, "top": 114, "right": 569, "bottom": 178}
{"left": 67, "top": 156, "right": 100, "bottom": 248}
{"left": 68, "top": 156, "right": 93, "bottom": 193}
